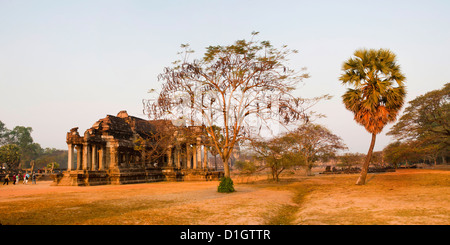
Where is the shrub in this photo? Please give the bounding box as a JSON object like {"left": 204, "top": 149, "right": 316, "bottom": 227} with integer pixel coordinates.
{"left": 217, "top": 177, "right": 235, "bottom": 193}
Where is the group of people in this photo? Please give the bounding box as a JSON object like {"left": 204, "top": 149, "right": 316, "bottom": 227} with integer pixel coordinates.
{"left": 2, "top": 172, "right": 37, "bottom": 185}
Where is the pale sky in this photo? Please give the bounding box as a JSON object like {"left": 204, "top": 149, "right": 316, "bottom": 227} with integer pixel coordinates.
{"left": 0, "top": 0, "right": 449, "bottom": 153}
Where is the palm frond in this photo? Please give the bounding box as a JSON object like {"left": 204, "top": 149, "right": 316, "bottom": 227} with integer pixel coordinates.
{"left": 340, "top": 49, "right": 406, "bottom": 134}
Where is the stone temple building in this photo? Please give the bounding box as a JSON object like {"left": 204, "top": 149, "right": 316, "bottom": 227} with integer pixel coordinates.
{"left": 54, "top": 111, "right": 223, "bottom": 186}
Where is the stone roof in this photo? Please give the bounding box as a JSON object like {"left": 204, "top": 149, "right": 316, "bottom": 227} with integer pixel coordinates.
{"left": 67, "top": 111, "right": 195, "bottom": 144}
{"left": 93, "top": 111, "right": 176, "bottom": 140}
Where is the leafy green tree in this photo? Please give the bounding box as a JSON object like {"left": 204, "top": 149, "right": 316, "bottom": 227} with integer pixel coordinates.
{"left": 46, "top": 162, "right": 60, "bottom": 171}
{"left": 383, "top": 141, "right": 421, "bottom": 166}
{"left": 0, "top": 144, "right": 21, "bottom": 170}
{"left": 286, "top": 123, "right": 347, "bottom": 176}
{"left": 0, "top": 120, "right": 10, "bottom": 146}
{"left": 338, "top": 153, "right": 364, "bottom": 169}
{"left": 35, "top": 148, "right": 68, "bottom": 169}
{"left": 340, "top": 48, "right": 406, "bottom": 185}
{"left": 234, "top": 160, "right": 263, "bottom": 183}
{"left": 8, "top": 126, "right": 33, "bottom": 147}
{"left": 7, "top": 126, "right": 42, "bottom": 168}
{"left": 387, "top": 83, "right": 449, "bottom": 163}
{"left": 418, "top": 143, "right": 442, "bottom": 166}
{"left": 0, "top": 122, "right": 68, "bottom": 170}
{"left": 252, "top": 133, "right": 305, "bottom": 182}
{"left": 234, "top": 160, "right": 256, "bottom": 173}
{"left": 388, "top": 83, "right": 449, "bottom": 142}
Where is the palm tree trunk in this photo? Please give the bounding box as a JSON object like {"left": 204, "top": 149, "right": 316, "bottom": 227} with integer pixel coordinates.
{"left": 356, "top": 133, "right": 377, "bottom": 185}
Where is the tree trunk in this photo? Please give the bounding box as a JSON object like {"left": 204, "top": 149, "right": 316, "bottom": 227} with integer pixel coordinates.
{"left": 356, "top": 133, "right": 377, "bottom": 185}
{"left": 304, "top": 160, "right": 313, "bottom": 176}
{"left": 307, "top": 164, "right": 313, "bottom": 176}
{"left": 222, "top": 155, "right": 231, "bottom": 178}
{"left": 271, "top": 166, "right": 276, "bottom": 181}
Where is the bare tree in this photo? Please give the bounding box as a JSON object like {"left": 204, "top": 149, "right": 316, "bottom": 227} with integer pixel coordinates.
{"left": 144, "top": 33, "right": 327, "bottom": 179}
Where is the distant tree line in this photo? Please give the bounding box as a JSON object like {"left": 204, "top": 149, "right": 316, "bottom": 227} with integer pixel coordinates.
{"left": 0, "top": 121, "right": 67, "bottom": 171}
{"left": 384, "top": 83, "right": 449, "bottom": 166}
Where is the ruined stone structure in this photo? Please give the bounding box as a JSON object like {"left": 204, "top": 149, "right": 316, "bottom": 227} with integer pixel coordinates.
{"left": 55, "top": 111, "right": 223, "bottom": 186}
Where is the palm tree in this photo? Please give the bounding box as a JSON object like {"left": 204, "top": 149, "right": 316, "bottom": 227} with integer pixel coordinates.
{"left": 340, "top": 48, "right": 406, "bottom": 185}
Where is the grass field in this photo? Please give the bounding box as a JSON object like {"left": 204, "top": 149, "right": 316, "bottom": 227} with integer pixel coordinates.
{"left": 0, "top": 169, "right": 449, "bottom": 225}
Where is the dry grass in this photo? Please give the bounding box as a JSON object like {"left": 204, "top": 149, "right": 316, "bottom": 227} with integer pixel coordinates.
{"left": 0, "top": 169, "right": 448, "bottom": 225}
{"left": 294, "top": 169, "right": 450, "bottom": 225}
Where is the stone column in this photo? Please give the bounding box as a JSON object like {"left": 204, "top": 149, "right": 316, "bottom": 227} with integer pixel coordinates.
{"left": 196, "top": 138, "right": 202, "bottom": 169}
{"left": 91, "top": 144, "right": 98, "bottom": 171}
{"left": 167, "top": 146, "right": 173, "bottom": 167}
{"left": 98, "top": 146, "right": 104, "bottom": 170}
{"left": 109, "top": 146, "right": 118, "bottom": 170}
{"left": 67, "top": 144, "right": 74, "bottom": 171}
{"left": 125, "top": 152, "right": 130, "bottom": 168}
{"left": 142, "top": 148, "right": 146, "bottom": 167}
{"left": 76, "top": 145, "right": 82, "bottom": 170}
{"left": 193, "top": 145, "right": 197, "bottom": 169}
{"left": 203, "top": 146, "right": 208, "bottom": 169}
{"left": 117, "top": 152, "right": 122, "bottom": 166}
{"left": 175, "top": 145, "right": 180, "bottom": 168}
{"left": 83, "top": 143, "right": 91, "bottom": 170}
{"left": 186, "top": 145, "right": 191, "bottom": 169}
{"left": 179, "top": 147, "right": 184, "bottom": 169}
